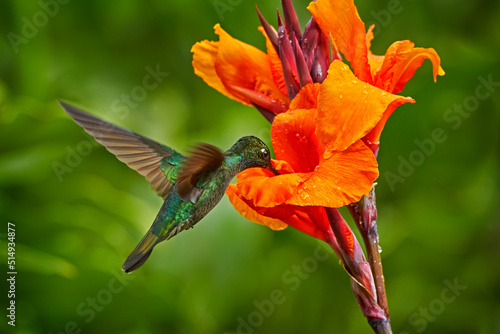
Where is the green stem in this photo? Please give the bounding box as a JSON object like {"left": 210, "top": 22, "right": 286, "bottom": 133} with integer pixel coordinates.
{"left": 349, "top": 187, "right": 390, "bottom": 320}
{"left": 368, "top": 318, "right": 393, "bottom": 334}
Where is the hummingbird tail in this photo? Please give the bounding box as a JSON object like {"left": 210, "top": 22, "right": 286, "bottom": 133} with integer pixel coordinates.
{"left": 122, "top": 229, "right": 160, "bottom": 273}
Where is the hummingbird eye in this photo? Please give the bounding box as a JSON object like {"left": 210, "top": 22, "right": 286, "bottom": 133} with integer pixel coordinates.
{"left": 260, "top": 148, "right": 270, "bottom": 160}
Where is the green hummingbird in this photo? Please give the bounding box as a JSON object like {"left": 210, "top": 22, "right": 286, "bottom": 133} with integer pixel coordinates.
{"left": 59, "top": 102, "right": 277, "bottom": 273}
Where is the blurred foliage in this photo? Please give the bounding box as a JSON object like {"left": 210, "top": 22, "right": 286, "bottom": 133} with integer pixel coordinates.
{"left": 0, "top": 0, "right": 499, "bottom": 333}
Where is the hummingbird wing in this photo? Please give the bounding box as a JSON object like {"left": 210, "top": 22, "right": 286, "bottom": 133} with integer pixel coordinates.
{"left": 59, "top": 101, "right": 185, "bottom": 199}
{"left": 176, "top": 143, "right": 224, "bottom": 204}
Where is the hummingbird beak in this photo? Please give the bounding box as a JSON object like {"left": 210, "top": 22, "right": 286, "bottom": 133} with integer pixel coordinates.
{"left": 265, "top": 162, "right": 280, "bottom": 176}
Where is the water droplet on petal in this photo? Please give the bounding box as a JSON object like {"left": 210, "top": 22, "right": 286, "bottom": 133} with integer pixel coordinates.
{"left": 338, "top": 94, "right": 343, "bottom": 99}
{"left": 362, "top": 90, "right": 368, "bottom": 94}
{"left": 378, "top": 245, "right": 383, "bottom": 253}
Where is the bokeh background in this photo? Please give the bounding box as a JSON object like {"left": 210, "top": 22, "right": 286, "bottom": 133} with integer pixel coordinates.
{"left": 1, "top": 0, "right": 499, "bottom": 333}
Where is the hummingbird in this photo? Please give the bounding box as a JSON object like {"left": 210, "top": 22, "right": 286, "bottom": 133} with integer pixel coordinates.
{"left": 59, "top": 102, "right": 277, "bottom": 273}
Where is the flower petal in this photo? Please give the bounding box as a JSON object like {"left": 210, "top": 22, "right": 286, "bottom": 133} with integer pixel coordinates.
{"left": 192, "top": 24, "right": 289, "bottom": 106}
{"left": 316, "top": 61, "right": 414, "bottom": 151}
{"left": 192, "top": 40, "right": 239, "bottom": 102}
{"left": 236, "top": 141, "right": 378, "bottom": 208}
{"left": 280, "top": 206, "right": 331, "bottom": 241}
{"left": 285, "top": 140, "right": 379, "bottom": 207}
{"left": 227, "top": 183, "right": 332, "bottom": 241}
{"left": 236, "top": 161, "right": 305, "bottom": 208}
{"left": 226, "top": 184, "right": 288, "bottom": 231}
{"left": 373, "top": 40, "right": 445, "bottom": 94}
{"left": 215, "top": 24, "right": 289, "bottom": 105}
{"left": 308, "top": 0, "right": 372, "bottom": 83}
{"left": 365, "top": 25, "right": 385, "bottom": 81}
{"left": 289, "top": 83, "right": 320, "bottom": 110}
{"left": 271, "top": 108, "right": 320, "bottom": 173}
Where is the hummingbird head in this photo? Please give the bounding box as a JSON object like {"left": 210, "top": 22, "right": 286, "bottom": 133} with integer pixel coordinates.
{"left": 229, "top": 136, "right": 278, "bottom": 174}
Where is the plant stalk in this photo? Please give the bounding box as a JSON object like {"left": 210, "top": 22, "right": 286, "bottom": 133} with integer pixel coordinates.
{"left": 349, "top": 186, "right": 390, "bottom": 320}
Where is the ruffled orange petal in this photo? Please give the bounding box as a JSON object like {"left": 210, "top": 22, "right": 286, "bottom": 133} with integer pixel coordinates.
{"left": 236, "top": 143, "right": 378, "bottom": 208}
{"left": 289, "top": 83, "right": 320, "bottom": 110}
{"left": 226, "top": 184, "right": 288, "bottom": 231}
{"left": 214, "top": 24, "right": 289, "bottom": 105}
{"left": 192, "top": 24, "right": 289, "bottom": 106}
{"left": 191, "top": 40, "right": 239, "bottom": 102}
{"left": 285, "top": 140, "right": 379, "bottom": 207}
{"left": 373, "top": 40, "right": 445, "bottom": 94}
{"left": 271, "top": 108, "right": 320, "bottom": 173}
{"left": 283, "top": 207, "right": 329, "bottom": 241}
{"left": 236, "top": 162, "right": 306, "bottom": 208}
{"left": 308, "top": 0, "right": 372, "bottom": 83}
{"left": 316, "top": 61, "right": 414, "bottom": 152}
{"left": 365, "top": 25, "right": 385, "bottom": 81}
{"left": 227, "top": 183, "right": 331, "bottom": 241}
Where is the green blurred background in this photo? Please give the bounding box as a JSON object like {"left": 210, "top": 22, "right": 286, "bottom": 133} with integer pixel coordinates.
{"left": 1, "top": 0, "right": 499, "bottom": 333}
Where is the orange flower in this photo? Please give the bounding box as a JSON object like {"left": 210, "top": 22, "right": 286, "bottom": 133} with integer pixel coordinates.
{"left": 192, "top": 0, "right": 444, "bottom": 151}
{"left": 191, "top": 2, "right": 443, "bottom": 325}
{"left": 226, "top": 61, "right": 411, "bottom": 238}
{"left": 191, "top": 0, "right": 441, "bottom": 234}
{"left": 308, "top": 0, "right": 445, "bottom": 148}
